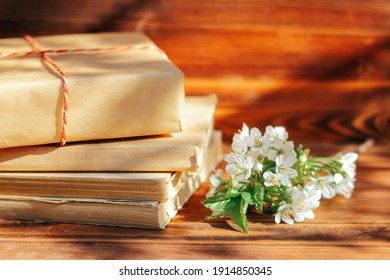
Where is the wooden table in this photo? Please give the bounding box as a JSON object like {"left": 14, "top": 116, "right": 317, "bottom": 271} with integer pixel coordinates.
{"left": 0, "top": 0, "right": 389, "bottom": 260}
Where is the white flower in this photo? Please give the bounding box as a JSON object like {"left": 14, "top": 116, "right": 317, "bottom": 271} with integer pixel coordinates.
{"left": 262, "top": 126, "right": 294, "bottom": 161}
{"left": 247, "top": 142, "right": 270, "bottom": 163}
{"left": 273, "top": 138, "right": 294, "bottom": 151}
{"left": 229, "top": 123, "right": 257, "bottom": 156}
{"left": 243, "top": 127, "right": 262, "bottom": 148}
{"left": 263, "top": 171, "right": 285, "bottom": 187}
{"left": 224, "top": 153, "right": 236, "bottom": 164}
{"left": 306, "top": 175, "right": 336, "bottom": 199}
{"left": 209, "top": 169, "right": 223, "bottom": 188}
{"left": 244, "top": 148, "right": 265, "bottom": 170}
{"left": 238, "top": 124, "right": 270, "bottom": 163}
{"left": 275, "top": 154, "right": 298, "bottom": 182}
{"left": 274, "top": 202, "right": 294, "bottom": 224}
{"left": 231, "top": 135, "right": 248, "bottom": 155}
{"left": 265, "top": 125, "right": 289, "bottom": 141}
{"left": 207, "top": 169, "right": 223, "bottom": 198}
{"left": 261, "top": 126, "right": 290, "bottom": 160}
{"left": 266, "top": 140, "right": 294, "bottom": 160}
{"left": 304, "top": 185, "right": 322, "bottom": 208}
{"left": 236, "top": 123, "right": 250, "bottom": 141}
{"left": 275, "top": 186, "right": 321, "bottom": 225}
{"left": 225, "top": 154, "right": 255, "bottom": 182}
{"left": 339, "top": 152, "right": 358, "bottom": 179}
{"left": 334, "top": 173, "right": 355, "bottom": 199}
{"left": 255, "top": 162, "right": 263, "bottom": 172}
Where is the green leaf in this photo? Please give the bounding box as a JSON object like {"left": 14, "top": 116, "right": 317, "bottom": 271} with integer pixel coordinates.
{"left": 204, "top": 193, "right": 250, "bottom": 233}
{"left": 227, "top": 176, "right": 241, "bottom": 192}
{"left": 217, "top": 195, "right": 241, "bottom": 215}
{"left": 205, "top": 213, "right": 227, "bottom": 220}
{"left": 253, "top": 182, "right": 264, "bottom": 211}
{"left": 231, "top": 206, "right": 249, "bottom": 234}
{"left": 231, "top": 214, "right": 248, "bottom": 233}
{"left": 202, "top": 187, "right": 253, "bottom": 233}
{"left": 202, "top": 191, "right": 241, "bottom": 204}
{"left": 202, "top": 199, "right": 233, "bottom": 213}
{"left": 202, "top": 192, "right": 243, "bottom": 215}
{"left": 240, "top": 192, "right": 250, "bottom": 214}
{"left": 241, "top": 191, "right": 252, "bottom": 204}
{"left": 229, "top": 193, "right": 250, "bottom": 234}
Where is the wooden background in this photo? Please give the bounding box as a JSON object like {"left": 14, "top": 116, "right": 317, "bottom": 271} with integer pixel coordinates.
{"left": 0, "top": 0, "right": 389, "bottom": 259}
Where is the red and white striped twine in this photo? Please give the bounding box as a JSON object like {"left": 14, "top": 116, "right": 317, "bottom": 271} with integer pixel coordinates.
{"left": 0, "top": 35, "right": 165, "bottom": 146}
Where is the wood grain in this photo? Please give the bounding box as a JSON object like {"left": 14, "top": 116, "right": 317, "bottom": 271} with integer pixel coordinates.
{"left": 0, "top": 142, "right": 389, "bottom": 260}
{"left": 0, "top": 0, "right": 389, "bottom": 260}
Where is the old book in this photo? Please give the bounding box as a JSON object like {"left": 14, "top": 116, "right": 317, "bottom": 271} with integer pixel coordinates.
{"left": 0, "top": 131, "right": 222, "bottom": 201}
{"left": 0, "top": 95, "right": 217, "bottom": 172}
{"left": 0, "top": 32, "right": 185, "bottom": 148}
{"left": 0, "top": 131, "right": 223, "bottom": 229}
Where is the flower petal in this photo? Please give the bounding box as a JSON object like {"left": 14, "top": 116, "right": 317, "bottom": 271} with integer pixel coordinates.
{"left": 267, "top": 149, "right": 277, "bottom": 160}
{"left": 342, "top": 152, "right": 358, "bottom": 163}
{"left": 209, "top": 174, "right": 220, "bottom": 187}
{"left": 224, "top": 153, "right": 236, "bottom": 163}
{"left": 281, "top": 174, "right": 289, "bottom": 186}
{"left": 275, "top": 212, "right": 281, "bottom": 224}
{"left": 225, "top": 164, "right": 238, "bottom": 176}
{"left": 294, "top": 212, "right": 305, "bottom": 222}
{"left": 282, "top": 213, "right": 294, "bottom": 225}
{"left": 283, "top": 154, "right": 297, "bottom": 167}
{"left": 305, "top": 210, "right": 315, "bottom": 220}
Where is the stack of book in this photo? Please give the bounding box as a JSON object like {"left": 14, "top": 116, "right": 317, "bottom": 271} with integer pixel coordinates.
{"left": 0, "top": 32, "right": 222, "bottom": 229}
{"left": 0, "top": 95, "right": 222, "bottom": 229}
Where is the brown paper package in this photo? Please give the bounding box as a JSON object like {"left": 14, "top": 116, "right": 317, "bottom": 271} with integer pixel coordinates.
{"left": 0, "top": 32, "right": 185, "bottom": 148}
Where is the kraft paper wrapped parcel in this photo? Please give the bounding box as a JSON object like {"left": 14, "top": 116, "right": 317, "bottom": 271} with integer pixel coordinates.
{"left": 0, "top": 32, "right": 185, "bottom": 148}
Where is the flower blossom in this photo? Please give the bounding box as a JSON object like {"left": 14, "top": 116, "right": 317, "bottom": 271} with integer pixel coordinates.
{"left": 225, "top": 154, "right": 255, "bottom": 182}
{"left": 204, "top": 123, "right": 360, "bottom": 233}
{"left": 265, "top": 125, "right": 289, "bottom": 142}
{"left": 275, "top": 186, "right": 321, "bottom": 225}
{"left": 243, "top": 126, "right": 262, "bottom": 148}
{"left": 333, "top": 173, "right": 355, "bottom": 199}
{"left": 306, "top": 175, "right": 336, "bottom": 199}
{"left": 263, "top": 171, "right": 284, "bottom": 187}
{"left": 275, "top": 154, "right": 298, "bottom": 184}
{"left": 207, "top": 169, "right": 223, "bottom": 198}
{"left": 339, "top": 152, "right": 358, "bottom": 179}
{"left": 262, "top": 125, "right": 294, "bottom": 161}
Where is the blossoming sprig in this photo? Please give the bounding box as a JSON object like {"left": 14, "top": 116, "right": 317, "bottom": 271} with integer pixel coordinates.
{"left": 202, "top": 123, "right": 358, "bottom": 233}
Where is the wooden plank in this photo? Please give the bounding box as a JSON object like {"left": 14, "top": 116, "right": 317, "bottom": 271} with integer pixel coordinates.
{"left": 1, "top": 1, "right": 389, "bottom": 36}
{"left": 0, "top": 0, "right": 389, "bottom": 260}
{"left": 0, "top": 142, "right": 389, "bottom": 260}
